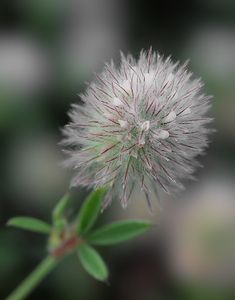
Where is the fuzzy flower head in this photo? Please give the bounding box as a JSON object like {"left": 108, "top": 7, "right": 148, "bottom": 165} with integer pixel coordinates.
{"left": 62, "top": 49, "right": 212, "bottom": 209}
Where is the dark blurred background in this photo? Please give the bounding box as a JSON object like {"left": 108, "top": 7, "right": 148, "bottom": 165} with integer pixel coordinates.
{"left": 1, "top": 0, "right": 235, "bottom": 299}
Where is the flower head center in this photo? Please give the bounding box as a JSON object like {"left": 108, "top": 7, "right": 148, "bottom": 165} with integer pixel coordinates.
{"left": 137, "top": 120, "right": 150, "bottom": 147}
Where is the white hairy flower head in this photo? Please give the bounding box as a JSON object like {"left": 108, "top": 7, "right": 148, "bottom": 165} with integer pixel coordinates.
{"left": 61, "top": 49, "right": 212, "bottom": 209}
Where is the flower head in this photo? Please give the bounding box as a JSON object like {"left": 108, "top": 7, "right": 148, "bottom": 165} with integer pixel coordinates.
{"left": 61, "top": 49, "right": 212, "bottom": 209}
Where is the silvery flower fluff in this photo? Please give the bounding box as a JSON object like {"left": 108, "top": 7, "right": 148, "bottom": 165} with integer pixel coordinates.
{"left": 61, "top": 49, "right": 212, "bottom": 209}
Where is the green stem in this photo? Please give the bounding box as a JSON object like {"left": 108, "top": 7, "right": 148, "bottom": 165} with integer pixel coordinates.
{"left": 6, "top": 256, "right": 58, "bottom": 300}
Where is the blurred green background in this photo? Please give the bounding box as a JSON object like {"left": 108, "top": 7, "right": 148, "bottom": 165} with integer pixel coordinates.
{"left": 1, "top": 0, "right": 235, "bottom": 299}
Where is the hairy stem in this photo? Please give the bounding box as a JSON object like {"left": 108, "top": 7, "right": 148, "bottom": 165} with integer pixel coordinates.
{"left": 6, "top": 256, "right": 58, "bottom": 300}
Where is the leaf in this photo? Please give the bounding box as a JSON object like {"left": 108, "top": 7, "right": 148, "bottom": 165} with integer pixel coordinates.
{"left": 52, "top": 193, "right": 70, "bottom": 223}
{"left": 87, "top": 220, "right": 151, "bottom": 245}
{"left": 7, "top": 217, "right": 51, "bottom": 234}
{"left": 77, "top": 188, "right": 106, "bottom": 235}
{"left": 78, "top": 244, "right": 108, "bottom": 281}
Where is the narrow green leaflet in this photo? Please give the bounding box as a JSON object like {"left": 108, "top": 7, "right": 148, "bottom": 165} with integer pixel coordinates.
{"left": 78, "top": 244, "right": 108, "bottom": 281}
{"left": 52, "top": 193, "right": 70, "bottom": 223}
{"left": 77, "top": 188, "right": 106, "bottom": 235}
{"left": 52, "top": 193, "right": 70, "bottom": 231}
{"left": 87, "top": 220, "right": 151, "bottom": 245}
{"left": 7, "top": 217, "right": 51, "bottom": 234}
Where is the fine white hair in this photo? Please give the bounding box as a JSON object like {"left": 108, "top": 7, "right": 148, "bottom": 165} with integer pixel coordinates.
{"left": 61, "top": 48, "right": 212, "bottom": 209}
